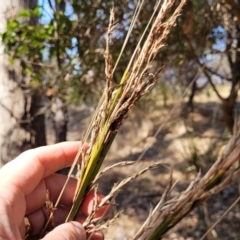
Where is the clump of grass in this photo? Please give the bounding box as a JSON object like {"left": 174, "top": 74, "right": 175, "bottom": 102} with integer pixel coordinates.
{"left": 61, "top": 0, "right": 188, "bottom": 226}
{"left": 133, "top": 117, "right": 240, "bottom": 239}
{"left": 179, "top": 132, "right": 200, "bottom": 172}
{"left": 42, "top": 0, "right": 240, "bottom": 239}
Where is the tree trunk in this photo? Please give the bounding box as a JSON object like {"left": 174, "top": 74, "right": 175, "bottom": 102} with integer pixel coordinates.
{"left": 51, "top": 0, "right": 68, "bottom": 144}
{"left": 0, "top": 1, "right": 46, "bottom": 166}
{"left": 187, "top": 80, "right": 197, "bottom": 112}
{"left": 222, "top": 26, "right": 240, "bottom": 133}
{"left": 52, "top": 98, "right": 68, "bottom": 143}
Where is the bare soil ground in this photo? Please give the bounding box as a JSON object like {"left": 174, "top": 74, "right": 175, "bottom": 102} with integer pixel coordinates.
{"left": 47, "top": 85, "right": 240, "bottom": 239}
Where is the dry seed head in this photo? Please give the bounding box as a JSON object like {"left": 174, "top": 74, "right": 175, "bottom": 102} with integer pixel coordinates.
{"left": 93, "top": 161, "right": 134, "bottom": 183}
{"left": 66, "top": 0, "right": 189, "bottom": 234}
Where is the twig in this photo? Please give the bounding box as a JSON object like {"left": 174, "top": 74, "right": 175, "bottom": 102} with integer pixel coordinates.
{"left": 199, "top": 195, "right": 240, "bottom": 240}
{"left": 186, "top": 36, "right": 225, "bottom": 101}
{"left": 205, "top": 65, "right": 231, "bottom": 81}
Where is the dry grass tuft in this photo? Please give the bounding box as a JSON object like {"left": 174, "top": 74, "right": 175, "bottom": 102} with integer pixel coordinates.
{"left": 133, "top": 117, "right": 240, "bottom": 239}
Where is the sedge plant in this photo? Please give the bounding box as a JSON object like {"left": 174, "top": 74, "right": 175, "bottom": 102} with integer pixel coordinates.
{"left": 41, "top": 0, "right": 240, "bottom": 239}
{"left": 61, "top": 0, "right": 188, "bottom": 225}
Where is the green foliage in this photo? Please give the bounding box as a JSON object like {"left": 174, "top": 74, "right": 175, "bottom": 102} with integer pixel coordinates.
{"left": 1, "top": 1, "right": 139, "bottom": 104}
{"left": 1, "top": 0, "right": 239, "bottom": 111}
{"left": 180, "top": 134, "right": 200, "bottom": 172}
{"left": 2, "top": 7, "right": 53, "bottom": 84}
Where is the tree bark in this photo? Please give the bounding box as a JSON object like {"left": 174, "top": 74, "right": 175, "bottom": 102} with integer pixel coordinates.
{"left": 51, "top": 0, "right": 68, "bottom": 144}
{"left": 52, "top": 98, "right": 68, "bottom": 143}
{"left": 222, "top": 25, "right": 240, "bottom": 133}
{"left": 0, "top": 0, "right": 46, "bottom": 166}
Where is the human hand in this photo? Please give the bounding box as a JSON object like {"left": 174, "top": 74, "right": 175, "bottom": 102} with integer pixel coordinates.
{"left": 0, "top": 142, "right": 110, "bottom": 240}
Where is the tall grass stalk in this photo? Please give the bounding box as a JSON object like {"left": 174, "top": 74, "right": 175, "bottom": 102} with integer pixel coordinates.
{"left": 63, "top": 0, "right": 187, "bottom": 223}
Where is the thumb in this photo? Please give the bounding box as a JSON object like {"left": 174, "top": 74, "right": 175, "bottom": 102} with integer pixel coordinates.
{"left": 42, "top": 221, "right": 86, "bottom": 240}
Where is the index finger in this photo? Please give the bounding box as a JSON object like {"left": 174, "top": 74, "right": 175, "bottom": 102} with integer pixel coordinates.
{"left": 0, "top": 141, "right": 87, "bottom": 196}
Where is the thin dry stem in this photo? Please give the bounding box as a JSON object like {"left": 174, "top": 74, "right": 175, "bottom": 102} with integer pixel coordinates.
{"left": 86, "top": 211, "right": 122, "bottom": 234}
{"left": 200, "top": 195, "right": 240, "bottom": 240}
{"left": 93, "top": 161, "right": 134, "bottom": 183}
{"left": 84, "top": 162, "right": 163, "bottom": 230}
